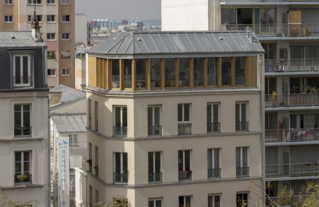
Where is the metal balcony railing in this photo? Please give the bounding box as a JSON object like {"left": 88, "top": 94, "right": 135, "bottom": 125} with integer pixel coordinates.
{"left": 178, "top": 170, "right": 192, "bottom": 181}
{"left": 148, "top": 172, "right": 162, "bottom": 183}
{"left": 236, "top": 167, "right": 250, "bottom": 177}
{"left": 178, "top": 123, "right": 192, "bottom": 135}
{"left": 265, "top": 128, "right": 319, "bottom": 143}
{"left": 265, "top": 94, "right": 319, "bottom": 107}
{"left": 14, "top": 173, "right": 32, "bottom": 184}
{"left": 208, "top": 168, "right": 221, "bottom": 179}
{"left": 148, "top": 126, "right": 162, "bottom": 136}
{"left": 113, "top": 126, "right": 127, "bottom": 137}
{"left": 207, "top": 123, "right": 221, "bottom": 133}
{"left": 113, "top": 172, "right": 128, "bottom": 183}
{"left": 236, "top": 122, "right": 249, "bottom": 132}
{"left": 265, "top": 58, "right": 319, "bottom": 73}
{"left": 13, "top": 76, "right": 31, "bottom": 85}
{"left": 266, "top": 195, "right": 310, "bottom": 207}
{"left": 14, "top": 126, "right": 32, "bottom": 136}
{"left": 266, "top": 162, "right": 319, "bottom": 178}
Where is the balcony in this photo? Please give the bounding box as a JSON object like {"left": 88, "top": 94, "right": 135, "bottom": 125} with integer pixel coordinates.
{"left": 113, "top": 172, "right": 128, "bottom": 183}
{"left": 148, "top": 126, "right": 162, "bottom": 136}
{"left": 178, "top": 170, "right": 192, "bottom": 181}
{"left": 113, "top": 126, "right": 127, "bottom": 137}
{"left": 14, "top": 126, "right": 32, "bottom": 137}
{"left": 265, "top": 128, "right": 319, "bottom": 143}
{"left": 14, "top": 173, "right": 32, "bottom": 184}
{"left": 236, "top": 122, "right": 249, "bottom": 132}
{"left": 207, "top": 123, "right": 221, "bottom": 133}
{"left": 266, "top": 163, "right": 319, "bottom": 178}
{"left": 265, "top": 94, "right": 319, "bottom": 108}
{"left": 265, "top": 58, "right": 319, "bottom": 73}
{"left": 178, "top": 123, "right": 192, "bottom": 135}
{"left": 148, "top": 172, "right": 162, "bottom": 183}
{"left": 236, "top": 167, "right": 250, "bottom": 177}
{"left": 13, "top": 76, "right": 31, "bottom": 86}
{"left": 208, "top": 168, "right": 221, "bottom": 179}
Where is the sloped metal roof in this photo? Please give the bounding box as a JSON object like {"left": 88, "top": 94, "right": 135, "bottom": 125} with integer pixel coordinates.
{"left": 51, "top": 115, "right": 87, "bottom": 133}
{"left": 87, "top": 31, "right": 264, "bottom": 55}
{"left": 0, "top": 31, "right": 46, "bottom": 47}
{"left": 50, "top": 85, "right": 86, "bottom": 110}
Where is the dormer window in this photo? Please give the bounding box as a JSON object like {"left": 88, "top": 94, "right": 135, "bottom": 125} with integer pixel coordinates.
{"left": 13, "top": 54, "right": 31, "bottom": 87}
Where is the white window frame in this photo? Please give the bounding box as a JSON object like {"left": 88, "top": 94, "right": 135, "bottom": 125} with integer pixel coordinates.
{"left": 149, "top": 152, "right": 162, "bottom": 173}
{"left": 47, "top": 15, "right": 55, "bottom": 22}
{"left": 4, "top": 15, "right": 13, "bottom": 23}
{"left": 47, "top": 69, "right": 56, "bottom": 77}
{"left": 208, "top": 148, "right": 220, "bottom": 169}
{"left": 14, "top": 151, "right": 32, "bottom": 183}
{"left": 28, "top": 0, "right": 42, "bottom": 4}
{"left": 208, "top": 194, "right": 221, "bottom": 207}
{"left": 179, "top": 196, "right": 192, "bottom": 207}
{"left": 208, "top": 103, "right": 219, "bottom": 123}
{"left": 114, "top": 152, "right": 127, "bottom": 183}
{"left": 47, "top": 0, "right": 55, "bottom": 4}
{"left": 148, "top": 106, "right": 161, "bottom": 126}
{"left": 148, "top": 199, "right": 162, "bottom": 207}
{"left": 236, "top": 103, "right": 247, "bottom": 122}
{"left": 69, "top": 134, "right": 78, "bottom": 147}
{"left": 14, "top": 104, "right": 31, "bottom": 136}
{"left": 13, "top": 54, "right": 31, "bottom": 87}
{"left": 179, "top": 150, "right": 192, "bottom": 171}
{"left": 237, "top": 147, "right": 249, "bottom": 168}
{"left": 61, "top": 0, "right": 70, "bottom": 5}
{"left": 178, "top": 104, "right": 191, "bottom": 123}
{"left": 4, "top": 0, "right": 13, "bottom": 5}
{"left": 114, "top": 106, "right": 126, "bottom": 128}
{"left": 61, "top": 15, "right": 70, "bottom": 22}
{"left": 61, "top": 33, "right": 70, "bottom": 40}
{"left": 47, "top": 33, "right": 56, "bottom": 41}
{"left": 61, "top": 68, "right": 70, "bottom": 76}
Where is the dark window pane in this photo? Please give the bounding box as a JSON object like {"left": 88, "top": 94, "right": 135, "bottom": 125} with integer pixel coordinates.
{"left": 235, "top": 57, "right": 245, "bottom": 85}
{"left": 178, "top": 104, "right": 183, "bottom": 122}
{"left": 115, "top": 107, "right": 121, "bottom": 127}
{"left": 136, "top": 59, "right": 146, "bottom": 88}
{"left": 123, "top": 153, "right": 127, "bottom": 172}
{"left": 112, "top": 60, "right": 120, "bottom": 88}
{"left": 15, "top": 152, "right": 21, "bottom": 161}
{"left": 207, "top": 58, "right": 217, "bottom": 86}
{"left": 165, "top": 59, "right": 175, "bottom": 87}
{"left": 156, "top": 200, "right": 161, "bottom": 207}
{"left": 222, "top": 57, "right": 231, "bottom": 85}
{"left": 194, "top": 58, "right": 204, "bottom": 86}
{"left": 155, "top": 152, "right": 161, "bottom": 173}
{"left": 123, "top": 107, "right": 127, "bottom": 127}
{"left": 241, "top": 104, "right": 246, "bottom": 122}
{"left": 154, "top": 107, "right": 160, "bottom": 126}
{"left": 15, "top": 57, "right": 21, "bottom": 84}
{"left": 207, "top": 149, "right": 212, "bottom": 169}
{"left": 213, "top": 105, "right": 218, "bottom": 123}
{"left": 149, "top": 201, "right": 154, "bottom": 207}
{"left": 184, "top": 104, "right": 190, "bottom": 122}
{"left": 207, "top": 105, "right": 212, "bottom": 124}
{"left": 236, "top": 104, "right": 240, "bottom": 123}
{"left": 115, "top": 153, "right": 121, "bottom": 173}
{"left": 178, "top": 151, "right": 183, "bottom": 171}
{"left": 290, "top": 78, "right": 301, "bottom": 93}
{"left": 150, "top": 59, "right": 161, "bottom": 88}
{"left": 148, "top": 152, "right": 153, "bottom": 173}
{"left": 23, "top": 57, "right": 28, "bottom": 83}
{"left": 236, "top": 148, "right": 240, "bottom": 167}
{"left": 148, "top": 107, "right": 152, "bottom": 126}
{"left": 124, "top": 60, "right": 132, "bottom": 88}
{"left": 214, "top": 149, "right": 219, "bottom": 168}
{"left": 179, "top": 58, "right": 190, "bottom": 87}
{"left": 185, "top": 150, "right": 190, "bottom": 171}
{"left": 215, "top": 195, "right": 220, "bottom": 207}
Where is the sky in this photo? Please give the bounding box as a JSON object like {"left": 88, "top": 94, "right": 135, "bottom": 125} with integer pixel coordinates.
{"left": 75, "top": 0, "right": 161, "bottom": 21}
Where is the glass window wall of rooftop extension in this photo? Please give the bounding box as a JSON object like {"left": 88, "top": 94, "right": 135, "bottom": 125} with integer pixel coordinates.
{"left": 89, "top": 56, "right": 258, "bottom": 91}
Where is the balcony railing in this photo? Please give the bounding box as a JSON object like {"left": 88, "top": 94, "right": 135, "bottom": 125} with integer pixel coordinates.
{"left": 113, "top": 126, "right": 127, "bottom": 137}
{"left": 265, "top": 128, "right": 319, "bottom": 143}
{"left": 178, "top": 123, "right": 192, "bottom": 135}
{"left": 266, "top": 195, "right": 310, "bottom": 207}
{"left": 207, "top": 123, "right": 221, "bottom": 133}
{"left": 13, "top": 76, "right": 31, "bottom": 85}
{"left": 14, "top": 173, "right": 32, "bottom": 184}
{"left": 236, "top": 167, "right": 250, "bottom": 177}
{"left": 208, "top": 168, "right": 221, "bottom": 179}
{"left": 148, "top": 172, "right": 162, "bottom": 183}
{"left": 113, "top": 172, "right": 128, "bottom": 183}
{"left": 236, "top": 122, "right": 249, "bottom": 132}
{"left": 14, "top": 126, "right": 32, "bottom": 136}
{"left": 148, "top": 126, "right": 162, "bottom": 136}
{"left": 266, "top": 163, "right": 319, "bottom": 178}
{"left": 265, "top": 58, "right": 319, "bottom": 73}
{"left": 265, "top": 94, "right": 319, "bottom": 107}
{"left": 178, "top": 170, "right": 192, "bottom": 181}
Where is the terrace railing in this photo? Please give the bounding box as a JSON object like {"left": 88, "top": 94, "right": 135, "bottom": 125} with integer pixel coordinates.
{"left": 265, "top": 128, "right": 319, "bottom": 143}
{"left": 265, "top": 58, "right": 319, "bottom": 73}
{"left": 266, "top": 163, "right": 319, "bottom": 178}
{"left": 265, "top": 94, "right": 319, "bottom": 107}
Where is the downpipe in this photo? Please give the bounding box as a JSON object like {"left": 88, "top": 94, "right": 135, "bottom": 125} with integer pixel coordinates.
{"left": 259, "top": 53, "right": 265, "bottom": 206}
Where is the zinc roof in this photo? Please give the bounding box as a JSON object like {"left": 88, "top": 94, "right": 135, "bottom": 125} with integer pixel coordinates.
{"left": 0, "top": 31, "right": 46, "bottom": 47}
{"left": 51, "top": 115, "right": 87, "bottom": 133}
{"left": 87, "top": 31, "right": 264, "bottom": 55}
{"left": 50, "top": 85, "right": 86, "bottom": 110}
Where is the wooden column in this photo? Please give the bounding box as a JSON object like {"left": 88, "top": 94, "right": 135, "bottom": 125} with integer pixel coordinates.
{"left": 101, "top": 59, "right": 104, "bottom": 89}
{"left": 251, "top": 56, "right": 257, "bottom": 87}
{"left": 132, "top": 59, "right": 136, "bottom": 91}
{"left": 217, "top": 57, "right": 222, "bottom": 88}
{"left": 161, "top": 58, "right": 165, "bottom": 90}
{"left": 96, "top": 58, "right": 100, "bottom": 88}
{"left": 146, "top": 59, "right": 151, "bottom": 90}
{"left": 120, "top": 59, "right": 124, "bottom": 91}
{"left": 107, "top": 59, "right": 112, "bottom": 90}
{"left": 189, "top": 58, "right": 194, "bottom": 88}
{"left": 175, "top": 58, "right": 179, "bottom": 89}
{"left": 231, "top": 57, "right": 235, "bottom": 87}
{"left": 104, "top": 59, "right": 108, "bottom": 89}
{"left": 203, "top": 58, "right": 208, "bottom": 88}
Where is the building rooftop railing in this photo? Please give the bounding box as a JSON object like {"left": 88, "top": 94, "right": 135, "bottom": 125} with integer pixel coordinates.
{"left": 265, "top": 58, "right": 319, "bottom": 73}
{"left": 265, "top": 94, "right": 319, "bottom": 108}
{"left": 265, "top": 128, "right": 319, "bottom": 143}
{"left": 266, "top": 162, "right": 319, "bottom": 178}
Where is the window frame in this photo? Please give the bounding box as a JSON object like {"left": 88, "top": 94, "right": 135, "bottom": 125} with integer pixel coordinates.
{"left": 148, "top": 198, "right": 162, "bottom": 207}
{"left": 148, "top": 151, "right": 162, "bottom": 183}
{"left": 208, "top": 194, "right": 221, "bottom": 207}
{"left": 148, "top": 106, "right": 161, "bottom": 126}
{"left": 179, "top": 150, "right": 192, "bottom": 172}
{"left": 14, "top": 151, "right": 32, "bottom": 184}
{"left": 236, "top": 102, "right": 247, "bottom": 123}
{"left": 236, "top": 193, "right": 249, "bottom": 207}
{"left": 61, "top": 15, "right": 70, "bottom": 22}
{"left": 4, "top": 15, "right": 13, "bottom": 23}
{"left": 114, "top": 106, "right": 127, "bottom": 137}
{"left": 61, "top": 68, "right": 70, "bottom": 76}
{"left": 27, "top": 0, "right": 42, "bottom": 4}
{"left": 178, "top": 104, "right": 191, "bottom": 123}
{"left": 61, "top": 50, "right": 71, "bottom": 59}
{"left": 208, "top": 148, "right": 220, "bottom": 170}
{"left": 46, "top": 15, "right": 55, "bottom": 22}
{"left": 61, "top": 33, "right": 70, "bottom": 40}
{"left": 61, "top": 0, "right": 70, "bottom": 5}
{"left": 47, "top": 33, "right": 56, "bottom": 41}
{"left": 113, "top": 152, "right": 128, "bottom": 183}
{"left": 237, "top": 147, "right": 249, "bottom": 168}
{"left": 4, "top": 0, "right": 13, "bottom": 5}
{"left": 13, "top": 54, "right": 31, "bottom": 87}
{"left": 148, "top": 106, "right": 162, "bottom": 136}
{"left": 47, "top": 69, "right": 56, "bottom": 77}
{"left": 47, "top": 0, "right": 55, "bottom": 4}
{"left": 14, "top": 104, "right": 31, "bottom": 137}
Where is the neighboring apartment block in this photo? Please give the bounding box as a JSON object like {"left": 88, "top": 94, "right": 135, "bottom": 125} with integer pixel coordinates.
{"left": 0, "top": 0, "right": 75, "bottom": 88}
{"left": 0, "top": 30, "right": 50, "bottom": 206}
{"left": 85, "top": 31, "right": 265, "bottom": 207}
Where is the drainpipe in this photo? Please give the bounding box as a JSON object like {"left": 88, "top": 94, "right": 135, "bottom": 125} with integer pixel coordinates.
{"left": 259, "top": 53, "right": 265, "bottom": 206}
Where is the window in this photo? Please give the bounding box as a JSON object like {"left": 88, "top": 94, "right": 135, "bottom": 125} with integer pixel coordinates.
{"left": 194, "top": 58, "right": 204, "bottom": 87}
{"left": 112, "top": 59, "right": 120, "bottom": 88}
{"left": 61, "top": 0, "right": 70, "bottom": 4}
{"left": 4, "top": 15, "right": 13, "bottom": 23}
{"left": 178, "top": 150, "right": 191, "bottom": 180}
{"left": 236, "top": 103, "right": 248, "bottom": 131}
{"left": 235, "top": 57, "right": 245, "bottom": 85}
{"left": 28, "top": 15, "right": 41, "bottom": 22}
{"left": 61, "top": 51, "right": 71, "bottom": 59}
{"left": 28, "top": 0, "right": 42, "bottom": 4}
{"left": 265, "top": 77, "right": 277, "bottom": 101}
{"left": 222, "top": 57, "right": 231, "bottom": 85}
{"left": 208, "top": 149, "right": 220, "bottom": 178}
{"left": 5, "top": 0, "right": 13, "bottom": 5}
{"left": 62, "top": 33, "right": 70, "bottom": 40}
{"left": 149, "top": 199, "right": 162, "bottom": 207}
{"left": 237, "top": 193, "right": 248, "bottom": 207}
{"left": 207, "top": 57, "right": 217, "bottom": 86}
{"left": 114, "top": 152, "right": 128, "bottom": 183}
{"left": 150, "top": 59, "right": 161, "bottom": 88}
{"left": 260, "top": 9, "right": 275, "bottom": 33}
{"left": 236, "top": 147, "right": 249, "bottom": 177}
{"left": 179, "top": 196, "right": 191, "bottom": 207}
{"left": 95, "top": 190, "right": 99, "bottom": 205}
{"left": 14, "top": 105, "right": 31, "bottom": 136}
{"left": 13, "top": 54, "right": 31, "bottom": 86}
{"left": 88, "top": 99, "right": 92, "bottom": 128}
{"left": 136, "top": 59, "right": 146, "bottom": 88}
{"left": 47, "top": 33, "right": 56, "bottom": 40}
{"left": 47, "top": 15, "right": 55, "bottom": 22}
{"left": 114, "top": 106, "right": 127, "bottom": 136}
{"left": 95, "top": 102, "right": 98, "bottom": 131}
{"left": 61, "top": 68, "right": 70, "bottom": 76}
{"left": 148, "top": 106, "right": 161, "bottom": 136}
{"left": 14, "top": 151, "right": 32, "bottom": 183}
{"left": 88, "top": 143, "right": 92, "bottom": 171}
{"left": 47, "top": 69, "right": 56, "bottom": 76}
{"left": 207, "top": 104, "right": 219, "bottom": 133}
{"left": 47, "top": 0, "right": 55, "bottom": 4}
{"left": 95, "top": 146, "right": 98, "bottom": 176}
{"left": 47, "top": 51, "right": 56, "bottom": 59}
{"left": 165, "top": 58, "right": 175, "bottom": 87}
{"left": 262, "top": 43, "right": 276, "bottom": 60}
{"left": 208, "top": 195, "right": 221, "bottom": 207}
{"left": 291, "top": 45, "right": 319, "bottom": 66}
{"left": 124, "top": 59, "right": 132, "bottom": 88}
{"left": 178, "top": 104, "right": 191, "bottom": 135}
{"left": 179, "top": 58, "right": 190, "bottom": 87}
{"left": 69, "top": 134, "right": 78, "bottom": 147}
{"left": 62, "top": 15, "right": 70, "bottom": 22}
{"left": 148, "top": 152, "right": 162, "bottom": 183}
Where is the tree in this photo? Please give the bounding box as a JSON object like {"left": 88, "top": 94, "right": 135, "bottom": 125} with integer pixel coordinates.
{"left": 0, "top": 190, "right": 32, "bottom": 207}
{"left": 81, "top": 196, "right": 131, "bottom": 207}
{"left": 297, "top": 180, "right": 319, "bottom": 207}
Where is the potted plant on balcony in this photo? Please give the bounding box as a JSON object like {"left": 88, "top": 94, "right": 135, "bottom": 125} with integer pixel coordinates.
{"left": 17, "top": 173, "right": 29, "bottom": 183}
{"left": 272, "top": 91, "right": 278, "bottom": 107}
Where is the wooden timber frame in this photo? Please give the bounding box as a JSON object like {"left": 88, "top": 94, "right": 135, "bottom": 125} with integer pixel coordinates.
{"left": 87, "top": 56, "right": 258, "bottom": 91}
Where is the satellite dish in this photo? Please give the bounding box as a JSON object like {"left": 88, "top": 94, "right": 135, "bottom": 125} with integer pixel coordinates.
{"left": 31, "top": 11, "right": 36, "bottom": 25}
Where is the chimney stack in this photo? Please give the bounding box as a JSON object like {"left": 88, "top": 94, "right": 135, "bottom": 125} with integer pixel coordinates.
{"left": 32, "top": 22, "right": 42, "bottom": 42}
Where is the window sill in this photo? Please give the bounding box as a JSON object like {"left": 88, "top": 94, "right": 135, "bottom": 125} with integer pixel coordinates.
{"left": 61, "top": 74, "right": 71, "bottom": 76}
{"left": 46, "top": 3, "right": 56, "bottom": 5}
{"left": 61, "top": 3, "right": 71, "bottom": 5}
{"left": 4, "top": 22, "right": 13, "bottom": 24}
{"left": 48, "top": 75, "right": 56, "bottom": 77}
{"left": 27, "top": 4, "right": 43, "bottom": 6}
{"left": 46, "top": 39, "right": 56, "bottom": 41}
{"left": 61, "top": 39, "right": 70, "bottom": 41}
{"left": 46, "top": 21, "right": 56, "bottom": 24}
{"left": 14, "top": 182, "right": 32, "bottom": 186}
{"left": 61, "top": 21, "right": 70, "bottom": 23}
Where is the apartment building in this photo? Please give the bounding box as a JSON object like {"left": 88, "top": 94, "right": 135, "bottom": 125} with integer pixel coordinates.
{"left": 0, "top": 0, "right": 75, "bottom": 88}
{"left": 0, "top": 30, "right": 50, "bottom": 206}
{"left": 85, "top": 31, "right": 265, "bottom": 207}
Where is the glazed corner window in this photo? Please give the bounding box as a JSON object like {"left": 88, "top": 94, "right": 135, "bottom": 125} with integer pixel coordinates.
{"left": 150, "top": 59, "right": 161, "bottom": 88}
{"left": 47, "top": 33, "right": 56, "bottom": 40}
{"left": 179, "top": 196, "right": 191, "bottom": 207}
{"left": 236, "top": 103, "right": 248, "bottom": 131}
{"left": 61, "top": 51, "right": 71, "bottom": 59}
{"left": 61, "top": 0, "right": 70, "bottom": 4}
{"left": 207, "top": 57, "right": 217, "bottom": 86}
{"left": 208, "top": 195, "right": 221, "bottom": 207}
{"left": 114, "top": 106, "right": 127, "bottom": 137}
{"left": 222, "top": 57, "right": 231, "bottom": 86}
{"left": 47, "top": 69, "right": 56, "bottom": 76}
{"left": 62, "top": 15, "right": 70, "bottom": 22}
{"left": 194, "top": 58, "right": 204, "bottom": 87}
{"left": 13, "top": 55, "right": 31, "bottom": 87}
{"left": 207, "top": 104, "right": 219, "bottom": 133}
{"left": 47, "top": 51, "right": 56, "bottom": 59}
{"left": 4, "top": 15, "right": 13, "bottom": 23}
{"left": 136, "top": 59, "right": 146, "bottom": 89}
{"left": 14, "top": 105, "right": 31, "bottom": 136}
{"left": 178, "top": 150, "right": 192, "bottom": 181}
{"left": 28, "top": 0, "right": 42, "bottom": 4}
{"left": 61, "top": 68, "right": 70, "bottom": 76}
{"left": 124, "top": 59, "right": 132, "bottom": 88}
{"left": 47, "top": 0, "right": 55, "bottom": 4}
{"left": 236, "top": 147, "right": 249, "bottom": 177}
{"left": 112, "top": 59, "right": 120, "bottom": 88}
{"left": 14, "top": 151, "right": 32, "bottom": 184}
{"left": 179, "top": 58, "right": 190, "bottom": 87}
{"left": 5, "top": 0, "right": 13, "bottom": 4}
{"left": 165, "top": 58, "right": 175, "bottom": 87}
{"left": 47, "top": 15, "right": 55, "bottom": 22}
{"left": 62, "top": 33, "right": 70, "bottom": 40}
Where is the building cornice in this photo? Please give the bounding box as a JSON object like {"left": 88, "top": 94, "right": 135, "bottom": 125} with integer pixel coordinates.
{"left": 0, "top": 184, "right": 43, "bottom": 190}
{"left": 0, "top": 138, "right": 44, "bottom": 142}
